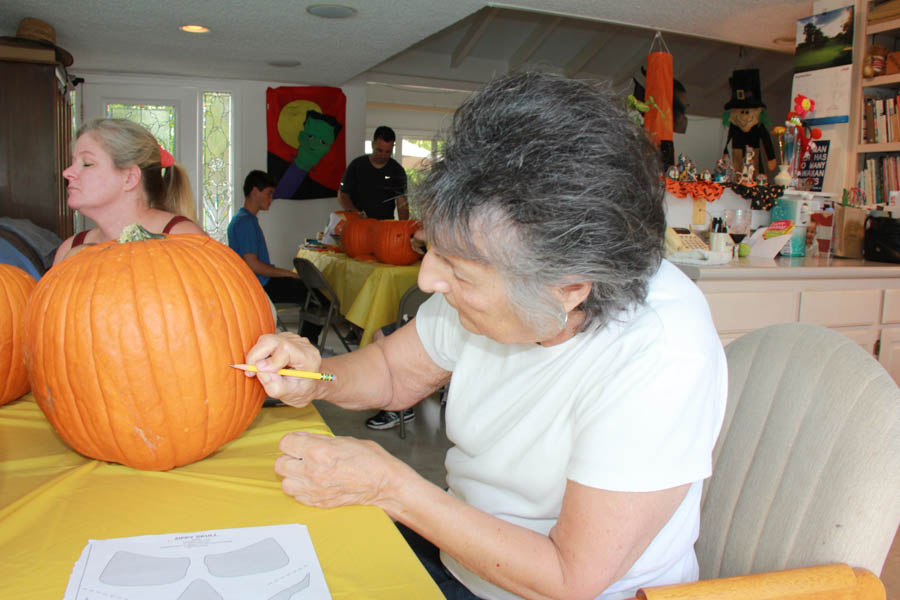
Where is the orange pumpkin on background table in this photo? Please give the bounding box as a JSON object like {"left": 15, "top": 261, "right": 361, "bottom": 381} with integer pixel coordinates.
{"left": 374, "top": 220, "right": 422, "bottom": 265}
{"left": 22, "top": 225, "right": 275, "bottom": 471}
{"left": 0, "top": 264, "right": 37, "bottom": 406}
{"left": 342, "top": 217, "right": 379, "bottom": 258}
{"left": 332, "top": 210, "right": 360, "bottom": 237}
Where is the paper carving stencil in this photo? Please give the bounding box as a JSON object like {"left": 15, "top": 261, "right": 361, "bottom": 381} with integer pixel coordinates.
{"left": 64, "top": 524, "right": 330, "bottom": 599}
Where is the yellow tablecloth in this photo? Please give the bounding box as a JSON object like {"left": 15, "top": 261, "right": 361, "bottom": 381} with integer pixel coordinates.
{"left": 297, "top": 248, "right": 421, "bottom": 346}
{"left": 0, "top": 395, "right": 441, "bottom": 599}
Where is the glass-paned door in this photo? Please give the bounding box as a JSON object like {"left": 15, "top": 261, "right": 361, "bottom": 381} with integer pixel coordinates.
{"left": 106, "top": 103, "right": 176, "bottom": 153}
{"left": 81, "top": 82, "right": 199, "bottom": 225}
{"left": 200, "top": 92, "right": 233, "bottom": 242}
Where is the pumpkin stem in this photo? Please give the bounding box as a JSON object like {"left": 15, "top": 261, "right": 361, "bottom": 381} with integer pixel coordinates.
{"left": 118, "top": 224, "right": 166, "bottom": 243}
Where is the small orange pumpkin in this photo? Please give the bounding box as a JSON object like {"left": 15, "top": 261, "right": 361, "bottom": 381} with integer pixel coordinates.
{"left": 374, "top": 220, "right": 422, "bottom": 265}
{"left": 0, "top": 264, "right": 37, "bottom": 405}
{"left": 22, "top": 225, "right": 275, "bottom": 470}
{"left": 342, "top": 218, "right": 379, "bottom": 258}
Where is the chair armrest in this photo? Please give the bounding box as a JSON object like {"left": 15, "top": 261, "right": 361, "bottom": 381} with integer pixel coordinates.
{"left": 629, "top": 564, "right": 884, "bottom": 600}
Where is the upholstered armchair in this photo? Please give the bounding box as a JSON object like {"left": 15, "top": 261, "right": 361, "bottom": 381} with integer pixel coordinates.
{"left": 631, "top": 323, "right": 900, "bottom": 599}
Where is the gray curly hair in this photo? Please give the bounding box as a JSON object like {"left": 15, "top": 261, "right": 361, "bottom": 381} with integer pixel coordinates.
{"left": 416, "top": 71, "right": 666, "bottom": 335}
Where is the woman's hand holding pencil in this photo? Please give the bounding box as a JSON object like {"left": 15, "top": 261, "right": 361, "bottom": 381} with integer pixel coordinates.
{"left": 241, "top": 332, "right": 328, "bottom": 409}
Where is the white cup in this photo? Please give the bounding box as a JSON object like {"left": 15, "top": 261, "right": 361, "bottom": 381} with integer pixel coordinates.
{"left": 709, "top": 232, "right": 729, "bottom": 253}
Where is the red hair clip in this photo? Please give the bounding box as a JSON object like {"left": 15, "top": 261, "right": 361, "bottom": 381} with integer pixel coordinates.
{"left": 159, "top": 146, "right": 175, "bottom": 168}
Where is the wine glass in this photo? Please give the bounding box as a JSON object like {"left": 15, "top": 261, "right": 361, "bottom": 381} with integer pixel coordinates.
{"left": 725, "top": 208, "right": 751, "bottom": 244}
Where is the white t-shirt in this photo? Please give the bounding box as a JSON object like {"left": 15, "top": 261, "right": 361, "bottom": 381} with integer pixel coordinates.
{"left": 415, "top": 260, "right": 728, "bottom": 600}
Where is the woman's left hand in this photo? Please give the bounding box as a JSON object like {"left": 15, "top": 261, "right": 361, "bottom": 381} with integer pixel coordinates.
{"left": 275, "top": 431, "right": 405, "bottom": 509}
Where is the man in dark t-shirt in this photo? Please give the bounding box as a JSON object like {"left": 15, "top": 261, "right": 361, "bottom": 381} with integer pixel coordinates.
{"left": 338, "top": 126, "right": 409, "bottom": 220}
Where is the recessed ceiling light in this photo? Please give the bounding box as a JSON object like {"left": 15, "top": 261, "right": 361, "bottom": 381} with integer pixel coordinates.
{"left": 773, "top": 36, "right": 795, "bottom": 45}
{"left": 306, "top": 4, "right": 357, "bottom": 19}
{"left": 180, "top": 24, "right": 210, "bottom": 33}
{"left": 267, "top": 60, "right": 302, "bottom": 68}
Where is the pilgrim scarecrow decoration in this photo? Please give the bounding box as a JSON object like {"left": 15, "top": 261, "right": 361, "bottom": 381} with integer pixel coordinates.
{"left": 722, "top": 69, "right": 776, "bottom": 180}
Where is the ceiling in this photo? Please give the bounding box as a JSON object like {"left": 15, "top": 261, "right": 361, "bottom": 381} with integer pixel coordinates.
{"left": 0, "top": 0, "right": 812, "bottom": 119}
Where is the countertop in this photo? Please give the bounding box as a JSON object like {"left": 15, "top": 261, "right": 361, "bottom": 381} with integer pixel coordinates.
{"left": 675, "top": 255, "right": 900, "bottom": 281}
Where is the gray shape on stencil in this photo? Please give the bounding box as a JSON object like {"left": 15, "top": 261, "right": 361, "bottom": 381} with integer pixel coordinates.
{"left": 99, "top": 550, "right": 190, "bottom": 586}
{"left": 268, "top": 572, "right": 311, "bottom": 599}
{"left": 177, "top": 578, "right": 224, "bottom": 600}
{"left": 204, "top": 537, "right": 290, "bottom": 577}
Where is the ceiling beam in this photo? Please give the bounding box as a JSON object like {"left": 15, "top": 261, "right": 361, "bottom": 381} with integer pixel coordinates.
{"left": 564, "top": 32, "right": 614, "bottom": 78}
{"left": 367, "top": 102, "right": 456, "bottom": 114}
{"left": 366, "top": 71, "right": 483, "bottom": 93}
{"left": 451, "top": 7, "right": 499, "bottom": 69}
{"left": 509, "top": 16, "right": 563, "bottom": 70}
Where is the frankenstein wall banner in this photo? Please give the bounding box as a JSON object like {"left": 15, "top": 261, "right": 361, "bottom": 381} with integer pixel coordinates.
{"left": 266, "top": 86, "right": 346, "bottom": 200}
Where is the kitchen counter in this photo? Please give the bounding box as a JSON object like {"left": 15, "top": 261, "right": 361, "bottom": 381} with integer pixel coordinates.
{"left": 675, "top": 254, "right": 900, "bottom": 383}
{"left": 677, "top": 255, "right": 900, "bottom": 282}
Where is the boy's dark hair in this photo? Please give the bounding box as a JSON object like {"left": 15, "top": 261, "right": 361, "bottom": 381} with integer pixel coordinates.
{"left": 243, "top": 170, "right": 277, "bottom": 197}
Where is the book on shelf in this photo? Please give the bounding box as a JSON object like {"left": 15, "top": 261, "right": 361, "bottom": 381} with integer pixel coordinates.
{"left": 860, "top": 95, "right": 900, "bottom": 144}
{"left": 859, "top": 155, "right": 900, "bottom": 206}
{"left": 864, "top": 98, "right": 876, "bottom": 143}
{"left": 869, "top": 0, "right": 900, "bottom": 22}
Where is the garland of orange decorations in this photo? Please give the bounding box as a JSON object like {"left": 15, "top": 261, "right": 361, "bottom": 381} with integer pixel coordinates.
{"left": 665, "top": 177, "right": 724, "bottom": 202}
{"left": 664, "top": 153, "right": 725, "bottom": 202}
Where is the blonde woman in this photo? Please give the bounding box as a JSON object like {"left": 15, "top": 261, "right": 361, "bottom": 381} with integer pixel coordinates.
{"left": 53, "top": 118, "right": 204, "bottom": 265}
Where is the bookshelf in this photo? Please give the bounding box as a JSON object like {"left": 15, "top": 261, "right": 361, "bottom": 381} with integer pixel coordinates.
{"left": 847, "top": 0, "right": 900, "bottom": 208}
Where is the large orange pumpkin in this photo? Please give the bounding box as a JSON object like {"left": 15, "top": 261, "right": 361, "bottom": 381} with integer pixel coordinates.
{"left": 0, "top": 264, "right": 37, "bottom": 405}
{"left": 22, "top": 226, "right": 275, "bottom": 471}
{"left": 373, "top": 220, "right": 422, "bottom": 265}
{"left": 342, "top": 217, "right": 379, "bottom": 258}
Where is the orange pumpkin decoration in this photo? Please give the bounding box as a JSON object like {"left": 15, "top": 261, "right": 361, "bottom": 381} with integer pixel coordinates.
{"left": 374, "top": 220, "right": 422, "bottom": 265}
{"left": 22, "top": 226, "right": 275, "bottom": 471}
{"left": 342, "top": 217, "right": 379, "bottom": 258}
{"left": 332, "top": 210, "right": 360, "bottom": 237}
{"left": 0, "top": 264, "right": 37, "bottom": 405}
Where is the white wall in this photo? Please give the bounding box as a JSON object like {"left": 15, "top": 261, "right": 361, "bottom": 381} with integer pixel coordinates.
{"left": 74, "top": 71, "right": 368, "bottom": 268}
{"left": 674, "top": 115, "right": 730, "bottom": 174}
{"left": 73, "top": 70, "right": 749, "bottom": 262}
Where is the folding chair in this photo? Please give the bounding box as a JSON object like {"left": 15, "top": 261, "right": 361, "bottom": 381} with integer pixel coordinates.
{"left": 393, "top": 284, "right": 433, "bottom": 439}
{"left": 292, "top": 257, "right": 353, "bottom": 354}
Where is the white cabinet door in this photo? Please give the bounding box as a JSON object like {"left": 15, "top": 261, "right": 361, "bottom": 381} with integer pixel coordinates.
{"left": 878, "top": 327, "right": 900, "bottom": 384}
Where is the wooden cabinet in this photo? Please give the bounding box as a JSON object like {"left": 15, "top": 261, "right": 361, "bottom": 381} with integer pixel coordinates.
{"left": 845, "top": 0, "right": 900, "bottom": 204}
{"left": 0, "top": 59, "right": 74, "bottom": 239}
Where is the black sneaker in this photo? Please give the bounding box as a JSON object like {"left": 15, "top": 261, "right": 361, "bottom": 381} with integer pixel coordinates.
{"left": 365, "top": 409, "right": 415, "bottom": 430}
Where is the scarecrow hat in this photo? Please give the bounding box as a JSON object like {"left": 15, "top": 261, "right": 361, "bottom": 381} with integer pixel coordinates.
{"left": 0, "top": 17, "right": 73, "bottom": 66}
{"left": 724, "top": 68, "right": 765, "bottom": 109}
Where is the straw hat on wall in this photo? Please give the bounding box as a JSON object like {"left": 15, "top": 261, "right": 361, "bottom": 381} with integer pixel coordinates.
{"left": 0, "top": 17, "right": 73, "bottom": 66}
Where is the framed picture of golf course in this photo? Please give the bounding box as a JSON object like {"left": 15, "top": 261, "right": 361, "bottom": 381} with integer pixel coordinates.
{"left": 794, "top": 5, "right": 854, "bottom": 74}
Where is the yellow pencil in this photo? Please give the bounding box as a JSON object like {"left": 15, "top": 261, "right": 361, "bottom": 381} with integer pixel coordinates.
{"left": 230, "top": 364, "right": 335, "bottom": 381}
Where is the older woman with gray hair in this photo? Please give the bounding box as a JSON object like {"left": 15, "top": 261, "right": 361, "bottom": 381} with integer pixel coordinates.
{"left": 245, "top": 71, "right": 727, "bottom": 600}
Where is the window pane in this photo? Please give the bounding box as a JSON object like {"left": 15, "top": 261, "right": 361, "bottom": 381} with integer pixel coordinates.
{"left": 105, "top": 103, "right": 176, "bottom": 152}
{"left": 401, "top": 138, "right": 435, "bottom": 220}
{"left": 201, "top": 92, "right": 233, "bottom": 242}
